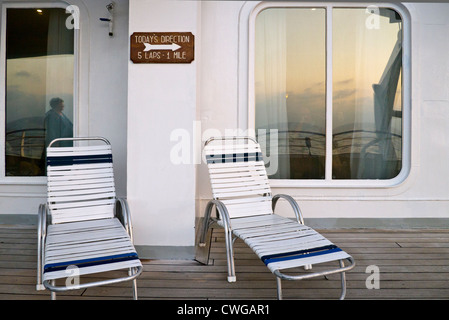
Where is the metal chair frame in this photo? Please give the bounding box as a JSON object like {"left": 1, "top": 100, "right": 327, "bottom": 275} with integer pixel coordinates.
{"left": 36, "top": 137, "right": 142, "bottom": 299}
{"left": 199, "top": 136, "right": 355, "bottom": 299}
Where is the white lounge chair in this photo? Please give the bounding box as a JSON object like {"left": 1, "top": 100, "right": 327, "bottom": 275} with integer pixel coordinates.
{"left": 37, "top": 137, "right": 142, "bottom": 299}
{"left": 199, "top": 136, "right": 355, "bottom": 299}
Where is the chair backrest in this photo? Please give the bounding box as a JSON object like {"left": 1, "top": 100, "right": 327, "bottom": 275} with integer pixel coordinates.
{"left": 46, "top": 138, "right": 116, "bottom": 224}
{"left": 204, "top": 137, "right": 273, "bottom": 219}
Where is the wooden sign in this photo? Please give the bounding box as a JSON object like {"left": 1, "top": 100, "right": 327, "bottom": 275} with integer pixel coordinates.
{"left": 130, "top": 32, "right": 194, "bottom": 64}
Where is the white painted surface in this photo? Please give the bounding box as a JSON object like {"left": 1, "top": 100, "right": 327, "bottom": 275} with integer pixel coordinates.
{"left": 127, "top": 0, "right": 198, "bottom": 247}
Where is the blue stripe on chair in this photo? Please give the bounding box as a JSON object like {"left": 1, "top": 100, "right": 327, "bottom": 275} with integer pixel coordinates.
{"left": 263, "top": 247, "right": 343, "bottom": 266}
{"left": 44, "top": 252, "right": 139, "bottom": 273}
{"left": 261, "top": 245, "right": 338, "bottom": 264}
{"left": 47, "top": 154, "right": 113, "bottom": 166}
{"left": 206, "top": 152, "right": 263, "bottom": 164}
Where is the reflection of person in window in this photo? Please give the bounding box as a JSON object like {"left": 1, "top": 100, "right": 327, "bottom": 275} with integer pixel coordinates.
{"left": 44, "top": 97, "right": 73, "bottom": 147}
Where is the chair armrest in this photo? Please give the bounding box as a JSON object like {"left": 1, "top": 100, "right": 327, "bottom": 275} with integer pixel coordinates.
{"left": 115, "top": 198, "right": 134, "bottom": 241}
{"left": 272, "top": 194, "right": 304, "bottom": 225}
{"left": 199, "top": 199, "right": 232, "bottom": 246}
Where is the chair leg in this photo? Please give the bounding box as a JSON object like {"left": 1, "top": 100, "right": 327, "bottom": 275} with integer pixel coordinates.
{"left": 199, "top": 221, "right": 209, "bottom": 247}
{"left": 129, "top": 267, "right": 138, "bottom": 300}
{"left": 276, "top": 277, "right": 282, "bottom": 300}
{"left": 51, "top": 280, "right": 56, "bottom": 300}
{"left": 339, "top": 260, "right": 347, "bottom": 300}
{"left": 224, "top": 228, "right": 236, "bottom": 282}
{"left": 132, "top": 279, "right": 138, "bottom": 300}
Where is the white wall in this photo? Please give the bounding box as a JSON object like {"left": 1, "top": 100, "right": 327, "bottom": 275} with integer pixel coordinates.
{"left": 85, "top": 0, "right": 130, "bottom": 198}
{"left": 196, "top": 1, "right": 246, "bottom": 218}
{"left": 127, "top": 0, "right": 198, "bottom": 248}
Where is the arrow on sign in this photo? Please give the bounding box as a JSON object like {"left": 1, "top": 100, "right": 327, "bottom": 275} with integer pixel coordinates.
{"left": 143, "top": 43, "right": 181, "bottom": 52}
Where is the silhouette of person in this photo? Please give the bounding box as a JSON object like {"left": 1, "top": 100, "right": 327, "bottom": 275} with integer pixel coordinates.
{"left": 44, "top": 97, "right": 73, "bottom": 147}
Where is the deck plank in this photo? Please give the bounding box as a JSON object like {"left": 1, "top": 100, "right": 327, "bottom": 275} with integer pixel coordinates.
{"left": 1, "top": 224, "right": 449, "bottom": 300}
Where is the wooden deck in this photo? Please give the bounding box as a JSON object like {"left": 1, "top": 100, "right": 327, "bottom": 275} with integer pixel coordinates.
{"left": 1, "top": 223, "right": 449, "bottom": 300}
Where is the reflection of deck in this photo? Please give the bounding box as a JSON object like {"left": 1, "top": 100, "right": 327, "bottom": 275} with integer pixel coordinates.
{"left": 2, "top": 224, "right": 449, "bottom": 300}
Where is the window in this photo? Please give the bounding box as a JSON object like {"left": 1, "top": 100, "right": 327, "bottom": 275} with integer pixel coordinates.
{"left": 2, "top": 6, "right": 74, "bottom": 177}
{"left": 253, "top": 3, "right": 409, "bottom": 185}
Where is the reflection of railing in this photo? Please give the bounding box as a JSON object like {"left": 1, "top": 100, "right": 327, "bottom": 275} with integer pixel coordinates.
{"left": 257, "top": 130, "right": 326, "bottom": 156}
{"left": 6, "top": 128, "right": 45, "bottom": 159}
{"left": 6, "top": 128, "right": 46, "bottom": 176}
{"left": 257, "top": 129, "right": 402, "bottom": 159}
{"left": 257, "top": 128, "right": 402, "bottom": 179}
{"left": 333, "top": 129, "right": 402, "bottom": 139}
{"left": 332, "top": 130, "right": 402, "bottom": 160}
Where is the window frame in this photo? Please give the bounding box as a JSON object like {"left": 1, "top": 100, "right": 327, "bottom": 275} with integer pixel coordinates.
{"left": 0, "top": 1, "right": 79, "bottom": 184}
{"left": 247, "top": 1, "right": 411, "bottom": 188}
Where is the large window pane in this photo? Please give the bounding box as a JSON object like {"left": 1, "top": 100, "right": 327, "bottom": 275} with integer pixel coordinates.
{"left": 332, "top": 8, "right": 402, "bottom": 179}
{"left": 5, "top": 8, "right": 74, "bottom": 176}
{"left": 255, "top": 8, "right": 326, "bottom": 179}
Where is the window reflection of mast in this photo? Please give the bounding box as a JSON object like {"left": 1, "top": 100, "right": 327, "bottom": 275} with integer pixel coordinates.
{"left": 305, "top": 137, "right": 312, "bottom": 156}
